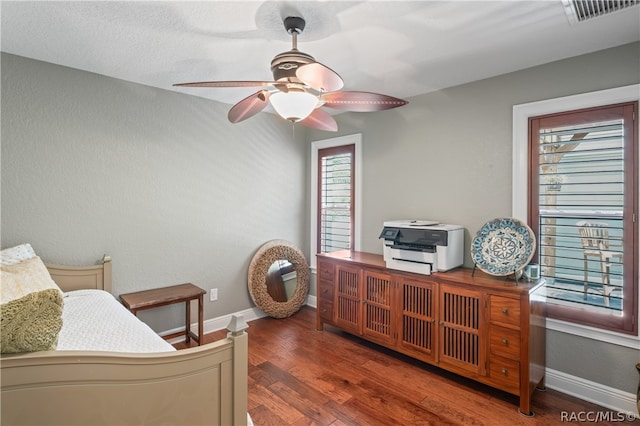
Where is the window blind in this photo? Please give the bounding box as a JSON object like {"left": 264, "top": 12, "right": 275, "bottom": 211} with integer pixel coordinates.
{"left": 320, "top": 151, "right": 353, "bottom": 253}
{"left": 538, "top": 118, "right": 625, "bottom": 312}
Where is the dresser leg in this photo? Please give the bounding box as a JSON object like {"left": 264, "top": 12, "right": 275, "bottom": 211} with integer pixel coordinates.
{"left": 518, "top": 409, "right": 534, "bottom": 417}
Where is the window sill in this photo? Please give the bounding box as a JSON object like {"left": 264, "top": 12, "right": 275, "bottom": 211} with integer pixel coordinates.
{"left": 546, "top": 317, "right": 639, "bottom": 349}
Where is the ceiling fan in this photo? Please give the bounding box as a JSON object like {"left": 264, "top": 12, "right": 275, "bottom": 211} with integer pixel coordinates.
{"left": 174, "top": 16, "right": 408, "bottom": 132}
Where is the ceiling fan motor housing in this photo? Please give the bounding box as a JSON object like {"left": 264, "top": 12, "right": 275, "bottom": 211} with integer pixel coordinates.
{"left": 270, "top": 50, "right": 315, "bottom": 82}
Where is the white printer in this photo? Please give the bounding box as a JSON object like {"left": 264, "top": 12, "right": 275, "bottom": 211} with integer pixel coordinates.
{"left": 379, "top": 220, "right": 464, "bottom": 275}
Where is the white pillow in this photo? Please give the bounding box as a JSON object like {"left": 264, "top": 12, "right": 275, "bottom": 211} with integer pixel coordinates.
{"left": 1, "top": 243, "right": 37, "bottom": 266}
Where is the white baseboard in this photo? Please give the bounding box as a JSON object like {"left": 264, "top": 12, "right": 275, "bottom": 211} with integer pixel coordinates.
{"left": 545, "top": 367, "right": 638, "bottom": 417}
{"left": 306, "top": 295, "right": 317, "bottom": 309}
{"left": 163, "top": 296, "right": 318, "bottom": 343}
{"left": 162, "top": 306, "right": 267, "bottom": 344}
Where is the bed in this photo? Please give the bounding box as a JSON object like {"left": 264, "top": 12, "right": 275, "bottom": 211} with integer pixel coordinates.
{"left": 1, "top": 245, "right": 248, "bottom": 426}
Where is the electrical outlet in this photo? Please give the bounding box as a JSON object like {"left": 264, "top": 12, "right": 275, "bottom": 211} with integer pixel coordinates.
{"left": 210, "top": 288, "right": 218, "bottom": 302}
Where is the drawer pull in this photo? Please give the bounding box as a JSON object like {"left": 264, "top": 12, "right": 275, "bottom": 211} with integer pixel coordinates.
{"left": 501, "top": 307, "right": 509, "bottom": 314}
{"left": 501, "top": 368, "right": 508, "bottom": 376}
{"left": 501, "top": 338, "right": 509, "bottom": 345}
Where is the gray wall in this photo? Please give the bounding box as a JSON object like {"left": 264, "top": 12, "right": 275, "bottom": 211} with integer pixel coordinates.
{"left": 2, "top": 41, "right": 639, "bottom": 396}
{"left": 1, "top": 53, "right": 309, "bottom": 332}
{"left": 308, "top": 42, "right": 640, "bottom": 394}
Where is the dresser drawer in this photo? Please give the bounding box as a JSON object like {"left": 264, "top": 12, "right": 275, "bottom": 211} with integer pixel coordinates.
{"left": 317, "top": 260, "right": 335, "bottom": 282}
{"left": 488, "top": 356, "right": 520, "bottom": 394}
{"left": 489, "top": 295, "right": 520, "bottom": 327}
{"left": 318, "top": 280, "right": 335, "bottom": 301}
{"left": 318, "top": 301, "right": 334, "bottom": 321}
{"left": 489, "top": 325, "right": 520, "bottom": 360}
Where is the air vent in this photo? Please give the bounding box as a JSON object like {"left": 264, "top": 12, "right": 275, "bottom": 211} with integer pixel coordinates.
{"left": 563, "top": 0, "right": 639, "bottom": 23}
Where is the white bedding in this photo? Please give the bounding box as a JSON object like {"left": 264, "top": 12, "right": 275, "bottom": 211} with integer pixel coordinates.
{"left": 57, "top": 289, "right": 175, "bottom": 353}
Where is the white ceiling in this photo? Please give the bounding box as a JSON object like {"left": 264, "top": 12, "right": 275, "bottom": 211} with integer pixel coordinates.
{"left": 2, "top": 1, "right": 639, "bottom": 108}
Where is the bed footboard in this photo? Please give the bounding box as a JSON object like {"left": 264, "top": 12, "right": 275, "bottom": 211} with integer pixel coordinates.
{"left": 1, "top": 316, "right": 248, "bottom": 426}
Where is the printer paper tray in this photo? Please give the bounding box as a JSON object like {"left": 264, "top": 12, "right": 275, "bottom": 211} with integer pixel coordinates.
{"left": 386, "top": 257, "right": 432, "bottom": 275}
{"left": 384, "top": 246, "right": 437, "bottom": 264}
{"left": 389, "top": 244, "right": 436, "bottom": 253}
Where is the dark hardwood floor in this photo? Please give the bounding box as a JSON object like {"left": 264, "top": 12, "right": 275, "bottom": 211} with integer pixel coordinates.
{"left": 176, "top": 306, "right": 635, "bottom": 425}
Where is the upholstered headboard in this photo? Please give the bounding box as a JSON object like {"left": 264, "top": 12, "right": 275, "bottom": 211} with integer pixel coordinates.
{"left": 46, "top": 254, "right": 112, "bottom": 293}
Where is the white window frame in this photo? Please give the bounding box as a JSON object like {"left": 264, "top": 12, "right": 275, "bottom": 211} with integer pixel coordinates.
{"left": 310, "top": 133, "right": 362, "bottom": 270}
{"left": 512, "top": 84, "right": 639, "bottom": 349}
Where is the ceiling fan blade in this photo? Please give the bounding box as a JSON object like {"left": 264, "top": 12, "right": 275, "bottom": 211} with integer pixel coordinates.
{"left": 298, "top": 108, "right": 338, "bottom": 132}
{"left": 228, "top": 90, "right": 270, "bottom": 123}
{"left": 321, "top": 91, "right": 408, "bottom": 112}
{"left": 173, "top": 80, "right": 277, "bottom": 88}
{"left": 296, "top": 62, "right": 344, "bottom": 92}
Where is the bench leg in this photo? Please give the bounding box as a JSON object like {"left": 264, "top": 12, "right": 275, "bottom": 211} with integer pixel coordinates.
{"left": 186, "top": 300, "right": 191, "bottom": 343}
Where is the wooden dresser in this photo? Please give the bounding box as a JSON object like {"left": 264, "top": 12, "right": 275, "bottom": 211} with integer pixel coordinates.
{"left": 316, "top": 250, "right": 546, "bottom": 416}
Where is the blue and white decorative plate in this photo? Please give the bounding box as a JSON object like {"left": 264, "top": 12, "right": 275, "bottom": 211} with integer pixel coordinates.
{"left": 471, "top": 218, "right": 536, "bottom": 276}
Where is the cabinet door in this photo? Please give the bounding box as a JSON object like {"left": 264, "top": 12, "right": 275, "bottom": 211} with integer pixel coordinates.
{"left": 397, "top": 277, "right": 437, "bottom": 363}
{"left": 438, "top": 284, "right": 484, "bottom": 375}
{"left": 362, "top": 270, "right": 394, "bottom": 345}
{"left": 334, "top": 264, "right": 362, "bottom": 334}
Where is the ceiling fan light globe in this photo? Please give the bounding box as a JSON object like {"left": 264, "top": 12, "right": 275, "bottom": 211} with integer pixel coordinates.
{"left": 270, "top": 91, "right": 318, "bottom": 122}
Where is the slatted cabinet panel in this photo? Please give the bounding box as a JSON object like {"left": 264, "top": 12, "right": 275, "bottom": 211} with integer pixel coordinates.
{"left": 334, "top": 264, "right": 362, "bottom": 334}
{"left": 398, "top": 277, "right": 437, "bottom": 363}
{"left": 438, "top": 284, "right": 483, "bottom": 375}
{"left": 362, "top": 270, "right": 394, "bottom": 345}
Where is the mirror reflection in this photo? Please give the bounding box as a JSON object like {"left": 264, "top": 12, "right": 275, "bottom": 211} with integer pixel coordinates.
{"left": 266, "top": 260, "right": 297, "bottom": 302}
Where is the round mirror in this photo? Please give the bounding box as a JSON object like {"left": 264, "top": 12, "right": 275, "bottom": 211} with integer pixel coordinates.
{"left": 248, "top": 240, "right": 309, "bottom": 318}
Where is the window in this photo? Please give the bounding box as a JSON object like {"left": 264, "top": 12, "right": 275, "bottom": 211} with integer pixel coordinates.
{"left": 512, "top": 84, "right": 640, "bottom": 348}
{"left": 310, "top": 134, "right": 362, "bottom": 268}
{"left": 528, "top": 102, "right": 638, "bottom": 335}
{"left": 318, "top": 144, "right": 355, "bottom": 253}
